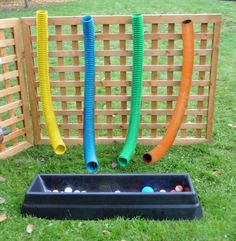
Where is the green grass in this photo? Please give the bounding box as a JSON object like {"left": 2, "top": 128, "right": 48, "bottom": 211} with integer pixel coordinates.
{"left": 0, "top": 0, "right": 236, "bottom": 240}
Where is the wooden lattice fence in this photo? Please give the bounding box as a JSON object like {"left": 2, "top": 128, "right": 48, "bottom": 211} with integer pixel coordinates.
{"left": 0, "top": 14, "right": 221, "bottom": 159}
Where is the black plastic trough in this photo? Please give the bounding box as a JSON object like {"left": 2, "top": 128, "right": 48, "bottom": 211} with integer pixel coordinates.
{"left": 21, "top": 173, "right": 203, "bottom": 220}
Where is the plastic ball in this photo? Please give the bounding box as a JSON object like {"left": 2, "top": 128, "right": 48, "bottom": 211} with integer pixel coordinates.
{"left": 159, "top": 189, "right": 166, "bottom": 192}
{"left": 184, "top": 187, "right": 190, "bottom": 192}
{"left": 64, "top": 187, "right": 73, "bottom": 193}
{"left": 52, "top": 189, "right": 59, "bottom": 193}
{"left": 74, "top": 190, "right": 80, "bottom": 193}
{"left": 170, "top": 189, "right": 176, "bottom": 192}
{"left": 81, "top": 190, "right": 87, "bottom": 193}
{"left": 115, "top": 190, "right": 121, "bottom": 193}
{"left": 175, "top": 185, "right": 183, "bottom": 192}
{"left": 141, "top": 186, "right": 154, "bottom": 193}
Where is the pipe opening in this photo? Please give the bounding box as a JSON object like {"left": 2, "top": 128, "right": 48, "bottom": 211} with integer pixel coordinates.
{"left": 82, "top": 16, "right": 92, "bottom": 22}
{"left": 36, "top": 10, "right": 48, "bottom": 15}
{"left": 118, "top": 158, "right": 128, "bottom": 167}
{"left": 143, "top": 153, "right": 152, "bottom": 163}
{"left": 132, "top": 13, "right": 142, "bottom": 18}
{"left": 55, "top": 145, "right": 66, "bottom": 155}
{"left": 86, "top": 162, "right": 98, "bottom": 173}
{"left": 182, "top": 19, "right": 192, "bottom": 24}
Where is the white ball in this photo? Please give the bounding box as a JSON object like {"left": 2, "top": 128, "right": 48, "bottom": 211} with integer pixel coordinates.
{"left": 115, "top": 190, "right": 121, "bottom": 193}
{"left": 81, "top": 190, "right": 87, "bottom": 193}
{"left": 74, "top": 190, "right": 80, "bottom": 193}
{"left": 160, "top": 189, "right": 166, "bottom": 192}
{"left": 64, "top": 187, "right": 73, "bottom": 193}
{"left": 52, "top": 189, "right": 59, "bottom": 193}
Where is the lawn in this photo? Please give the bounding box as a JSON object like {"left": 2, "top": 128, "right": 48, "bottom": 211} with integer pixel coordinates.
{"left": 0, "top": 0, "right": 236, "bottom": 240}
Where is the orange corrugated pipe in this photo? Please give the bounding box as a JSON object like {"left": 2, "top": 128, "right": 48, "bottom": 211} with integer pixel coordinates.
{"left": 143, "top": 19, "right": 194, "bottom": 164}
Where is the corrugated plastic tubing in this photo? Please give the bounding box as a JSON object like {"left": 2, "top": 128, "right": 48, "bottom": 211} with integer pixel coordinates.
{"left": 82, "top": 16, "right": 99, "bottom": 172}
{"left": 117, "top": 14, "right": 144, "bottom": 167}
{"left": 36, "top": 10, "right": 66, "bottom": 155}
{"left": 143, "top": 20, "right": 194, "bottom": 164}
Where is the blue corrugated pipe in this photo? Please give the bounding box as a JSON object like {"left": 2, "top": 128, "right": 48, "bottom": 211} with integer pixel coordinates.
{"left": 82, "top": 16, "right": 99, "bottom": 172}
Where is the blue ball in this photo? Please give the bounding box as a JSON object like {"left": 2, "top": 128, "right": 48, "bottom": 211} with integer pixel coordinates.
{"left": 141, "top": 186, "right": 154, "bottom": 193}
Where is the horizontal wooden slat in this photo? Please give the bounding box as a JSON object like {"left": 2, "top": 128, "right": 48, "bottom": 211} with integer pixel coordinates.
{"left": 0, "top": 86, "right": 21, "bottom": 98}
{"left": 40, "top": 122, "right": 206, "bottom": 129}
{"left": 31, "top": 33, "right": 213, "bottom": 42}
{"left": 0, "top": 19, "right": 18, "bottom": 29}
{"left": 0, "top": 100, "right": 22, "bottom": 114}
{"left": 144, "top": 14, "right": 221, "bottom": 24}
{"left": 44, "top": 49, "right": 212, "bottom": 57}
{"left": 0, "top": 55, "right": 17, "bottom": 65}
{"left": 39, "top": 137, "right": 208, "bottom": 146}
{"left": 35, "top": 80, "right": 210, "bottom": 88}
{"left": 0, "top": 141, "right": 32, "bottom": 160}
{"left": 31, "top": 35, "right": 83, "bottom": 42}
{"left": 23, "top": 17, "right": 83, "bottom": 26}
{"left": 34, "top": 65, "right": 211, "bottom": 73}
{"left": 22, "top": 14, "right": 221, "bottom": 26}
{"left": 0, "top": 114, "right": 24, "bottom": 128}
{"left": 95, "top": 33, "right": 213, "bottom": 40}
{"left": 0, "top": 39, "right": 15, "bottom": 48}
{"left": 2, "top": 128, "right": 26, "bottom": 143}
{"left": 0, "top": 70, "right": 19, "bottom": 82}
{"left": 140, "top": 79, "right": 208, "bottom": 87}
{"left": 36, "top": 95, "right": 208, "bottom": 102}
{"left": 38, "top": 109, "right": 208, "bottom": 116}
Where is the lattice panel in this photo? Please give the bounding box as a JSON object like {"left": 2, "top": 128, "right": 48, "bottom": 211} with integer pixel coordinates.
{"left": 0, "top": 19, "right": 32, "bottom": 159}
{"left": 21, "top": 14, "right": 221, "bottom": 146}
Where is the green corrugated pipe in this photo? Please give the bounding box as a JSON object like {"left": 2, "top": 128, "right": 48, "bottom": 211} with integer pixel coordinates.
{"left": 117, "top": 14, "right": 144, "bottom": 167}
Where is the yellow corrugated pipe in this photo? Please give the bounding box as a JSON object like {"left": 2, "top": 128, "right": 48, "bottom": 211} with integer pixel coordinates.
{"left": 36, "top": 10, "right": 66, "bottom": 154}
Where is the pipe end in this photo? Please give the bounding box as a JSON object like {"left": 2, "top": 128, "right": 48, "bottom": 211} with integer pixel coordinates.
{"left": 132, "top": 13, "right": 142, "bottom": 18}
{"left": 182, "top": 19, "right": 192, "bottom": 25}
{"left": 36, "top": 10, "right": 48, "bottom": 15}
{"left": 117, "top": 157, "right": 128, "bottom": 168}
{"left": 54, "top": 145, "right": 66, "bottom": 155}
{"left": 82, "top": 16, "right": 93, "bottom": 23}
{"left": 86, "top": 162, "right": 99, "bottom": 173}
{"left": 143, "top": 153, "right": 152, "bottom": 163}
